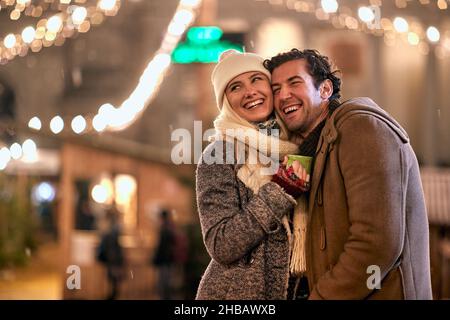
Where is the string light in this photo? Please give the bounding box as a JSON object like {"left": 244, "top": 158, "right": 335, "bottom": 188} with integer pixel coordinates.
{"left": 321, "top": 0, "right": 338, "bottom": 13}
{"left": 0, "top": 137, "right": 39, "bottom": 170}
{"left": 50, "top": 116, "right": 64, "bottom": 134}
{"left": 0, "top": 147, "right": 12, "bottom": 170}
{"left": 22, "top": 138, "right": 38, "bottom": 162}
{"left": 46, "top": 14, "right": 63, "bottom": 33}
{"left": 25, "top": 0, "right": 202, "bottom": 134}
{"left": 98, "top": 0, "right": 117, "bottom": 12}
{"left": 10, "top": 142, "right": 23, "bottom": 160}
{"left": 437, "top": 0, "right": 448, "bottom": 10}
{"left": 21, "top": 26, "right": 36, "bottom": 44}
{"left": 358, "top": 6, "right": 375, "bottom": 23}
{"left": 72, "top": 6, "right": 87, "bottom": 24}
{"left": 92, "top": 113, "right": 107, "bottom": 132}
{"left": 3, "top": 34, "right": 16, "bottom": 49}
{"left": 0, "top": 0, "right": 121, "bottom": 64}
{"left": 28, "top": 116, "right": 42, "bottom": 130}
{"left": 258, "top": 0, "right": 449, "bottom": 54}
{"left": 393, "top": 17, "right": 409, "bottom": 33}
{"left": 17, "top": 0, "right": 450, "bottom": 138}
{"left": 22, "top": 139, "right": 37, "bottom": 155}
{"left": 71, "top": 115, "right": 87, "bottom": 134}
{"left": 93, "top": 0, "right": 202, "bottom": 132}
{"left": 427, "top": 26, "right": 440, "bottom": 42}
{"left": 1, "top": 0, "right": 58, "bottom": 22}
{"left": 408, "top": 32, "right": 420, "bottom": 45}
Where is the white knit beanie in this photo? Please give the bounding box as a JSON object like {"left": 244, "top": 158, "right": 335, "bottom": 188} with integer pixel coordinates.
{"left": 211, "top": 50, "right": 271, "bottom": 110}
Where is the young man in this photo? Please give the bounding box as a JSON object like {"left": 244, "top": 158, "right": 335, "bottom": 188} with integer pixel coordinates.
{"left": 264, "top": 49, "right": 432, "bottom": 300}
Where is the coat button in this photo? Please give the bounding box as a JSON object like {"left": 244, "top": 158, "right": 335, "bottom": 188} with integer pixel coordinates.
{"left": 269, "top": 222, "right": 278, "bottom": 232}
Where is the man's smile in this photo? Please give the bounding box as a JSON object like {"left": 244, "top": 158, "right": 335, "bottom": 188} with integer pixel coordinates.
{"left": 281, "top": 103, "right": 302, "bottom": 115}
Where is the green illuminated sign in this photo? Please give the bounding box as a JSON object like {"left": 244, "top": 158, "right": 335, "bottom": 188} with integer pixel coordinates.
{"left": 172, "top": 26, "right": 243, "bottom": 64}
{"left": 187, "top": 26, "right": 223, "bottom": 45}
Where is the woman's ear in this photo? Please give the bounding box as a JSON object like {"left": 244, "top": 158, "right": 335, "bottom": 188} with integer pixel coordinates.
{"left": 320, "top": 79, "right": 333, "bottom": 100}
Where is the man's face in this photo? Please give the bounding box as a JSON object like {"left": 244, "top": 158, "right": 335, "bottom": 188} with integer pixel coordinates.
{"left": 224, "top": 71, "right": 273, "bottom": 123}
{"left": 271, "top": 59, "right": 330, "bottom": 134}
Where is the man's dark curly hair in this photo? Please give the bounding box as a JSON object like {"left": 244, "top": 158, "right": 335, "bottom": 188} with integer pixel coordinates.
{"left": 263, "top": 49, "right": 342, "bottom": 100}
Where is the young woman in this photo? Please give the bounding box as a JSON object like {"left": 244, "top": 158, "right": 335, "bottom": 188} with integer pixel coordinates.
{"left": 195, "top": 50, "right": 308, "bottom": 300}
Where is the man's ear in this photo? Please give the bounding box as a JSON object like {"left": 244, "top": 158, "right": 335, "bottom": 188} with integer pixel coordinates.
{"left": 320, "top": 79, "right": 333, "bottom": 100}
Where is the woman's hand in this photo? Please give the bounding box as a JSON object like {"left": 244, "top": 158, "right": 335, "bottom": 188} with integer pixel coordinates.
{"left": 282, "top": 156, "right": 310, "bottom": 186}
{"left": 272, "top": 156, "right": 311, "bottom": 198}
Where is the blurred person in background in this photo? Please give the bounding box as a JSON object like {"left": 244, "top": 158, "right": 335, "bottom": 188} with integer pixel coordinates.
{"left": 195, "top": 50, "right": 310, "bottom": 300}
{"left": 96, "top": 207, "right": 125, "bottom": 300}
{"left": 264, "top": 48, "right": 432, "bottom": 300}
{"left": 152, "top": 208, "right": 177, "bottom": 299}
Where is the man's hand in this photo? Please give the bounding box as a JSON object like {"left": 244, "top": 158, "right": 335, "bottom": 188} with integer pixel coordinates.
{"left": 272, "top": 156, "right": 311, "bottom": 198}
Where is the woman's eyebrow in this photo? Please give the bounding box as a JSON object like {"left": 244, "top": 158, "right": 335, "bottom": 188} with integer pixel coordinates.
{"left": 227, "top": 80, "right": 241, "bottom": 90}
{"left": 249, "top": 72, "right": 264, "bottom": 78}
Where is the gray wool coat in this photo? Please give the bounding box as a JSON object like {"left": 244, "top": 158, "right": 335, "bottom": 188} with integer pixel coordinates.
{"left": 195, "top": 141, "right": 296, "bottom": 300}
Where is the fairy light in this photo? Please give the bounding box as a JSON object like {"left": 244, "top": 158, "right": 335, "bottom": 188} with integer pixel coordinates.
{"left": 71, "top": 115, "right": 87, "bottom": 134}
{"left": 22, "top": 139, "right": 37, "bottom": 155}
{"left": 358, "top": 6, "right": 375, "bottom": 23}
{"left": 321, "top": 0, "right": 338, "bottom": 14}
{"left": 427, "top": 26, "right": 440, "bottom": 42}
{"left": 180, "top": 0, "right": 201, "bottom": 6}
{"left": 408, "top": 32, "right": 420, "bottom": 45}
{"left": 28, "top": 0, "right": 448, "bottom": 135}
{"left": 4, "top": 34, "right": 16, "bottom": 49}
{"left": 92, "top": 113, "right": 107, "bottom": 132}
{"left": 22, "top": 139, "right": 38, "bottom": 162}
{"left": 174, "top": 9, "right": 195, "bottom": 25}
{"left": 258, "top": 0, "right": 448, "bottom": 55}
{"left": 72, "top": 6, "right": 87, "bottom": 24}
{"left": 99, "top": 0, "right": 202, "bottom": 132}
{"left": 98, "top": 0, "right": 117, "bottom": 11}
{"left": 0, "top": 0, "right": 122, "bottom": 64}
{"left": 46, "top": 15, "right": 63, "bottom": 33}
{"left": 50, "top": 116, "right": 64, "bottom": 134}
{"left": 168, "top": 21, "right": 187, "bottom": 37}
{"left": 0, "top": 138, "right": 38, "bottom": 171}
{"left": 437, "top": 0, "right": 447, "bottom": 10}
{"left": 10, "top": 9, "right": 21, "bottom": 20}
{"left": 10, "top": 143, "right": 23, "bottom": 160}
{"left": 28, "top": 116, "right": 42, "bottom": 130}
{"left": 21, "top": 26, "right": 36, "bottom": 44}
{"left": 0, "top": 147, "right": 12, "bottom": 168}
{"left": 393, "top": 17, "right": 409, "bottom": 33}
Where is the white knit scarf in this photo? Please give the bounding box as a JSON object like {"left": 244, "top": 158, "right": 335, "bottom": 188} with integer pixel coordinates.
{"left": 211, "top": 98, "right": 308, "bottom": 276}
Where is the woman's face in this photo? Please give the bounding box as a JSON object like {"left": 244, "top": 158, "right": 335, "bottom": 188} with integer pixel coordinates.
{"left": 224, "top": 71, "right": 273, "bottom": 123}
